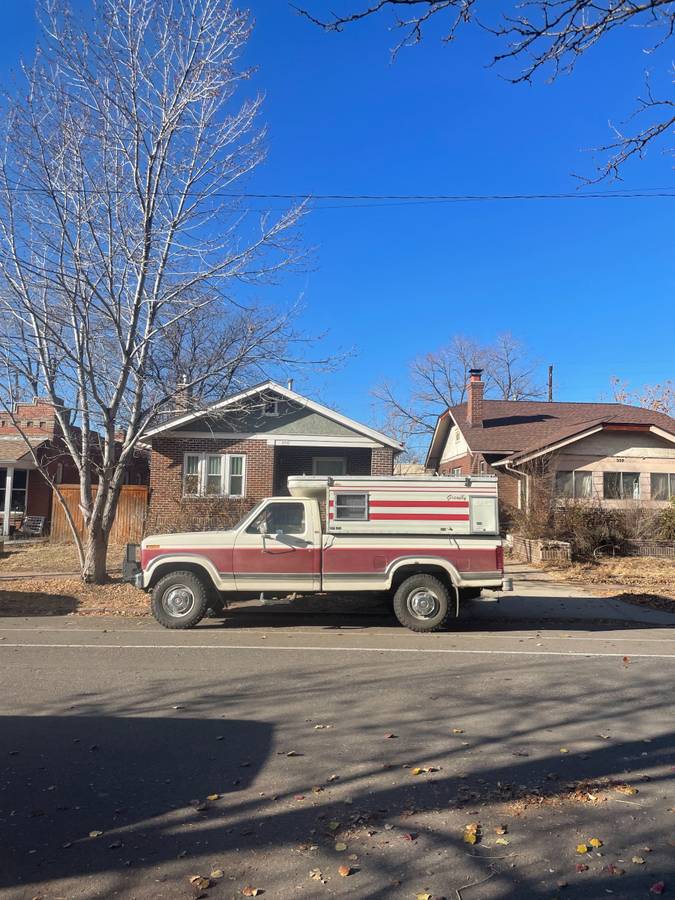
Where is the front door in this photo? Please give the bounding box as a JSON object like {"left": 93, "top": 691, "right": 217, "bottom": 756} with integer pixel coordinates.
{"left": 233, "top": 500, "right": 320, "bottom": 592}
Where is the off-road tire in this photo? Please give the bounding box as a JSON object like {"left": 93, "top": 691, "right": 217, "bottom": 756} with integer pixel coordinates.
{"left": 151, "top": 570, "right": 210, "bottom": 629}
{"left": 392, "top": 574, "right": 454, "bottom": 633}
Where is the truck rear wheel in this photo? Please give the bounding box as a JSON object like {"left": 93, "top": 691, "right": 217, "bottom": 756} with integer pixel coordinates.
{"left": 151, "top": 571, "right": 209, "bottom": 629}
{"left": 393, "top": 574, "right": 454, "bottom": 633}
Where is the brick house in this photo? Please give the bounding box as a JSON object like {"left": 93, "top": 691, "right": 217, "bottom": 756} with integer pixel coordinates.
{"left": 0, "top": 397, "right": 149, "bottom": 537}
{"left": 145, "top": 380, "right": 402, "bottom": 533}
{"left": 425, "top": 369, "right": 675, "bottom": 515}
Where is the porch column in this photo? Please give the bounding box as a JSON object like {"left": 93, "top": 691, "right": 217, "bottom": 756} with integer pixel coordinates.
{"left": 2, "top": 465, "right": 13, "bottom": 537}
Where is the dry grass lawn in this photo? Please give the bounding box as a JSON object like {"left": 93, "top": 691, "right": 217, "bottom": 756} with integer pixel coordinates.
{"left": 0, "top": 541, "right": 147, "bottom": 617}
{"left": 546, "top": 556, "right": 675, "bottom": 611}
{"left": 0, "top": 576, "right": 149, "bottom": 617}
{"left": 0, "top": 541, "right": 127, "bottom": 574}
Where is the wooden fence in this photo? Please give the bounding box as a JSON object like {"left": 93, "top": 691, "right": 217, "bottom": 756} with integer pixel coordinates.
{"left": 50, "top": 485, "right": 148, "bottom": 544}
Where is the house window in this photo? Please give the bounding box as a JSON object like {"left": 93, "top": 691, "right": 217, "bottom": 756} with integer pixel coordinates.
{"left": 182, "top": 453, "right": 246, "bottom": 498}
{"left": 651, "top": 473, "right": 675, "bottom": 501}
{"left": 555, "top": 470, "right": 592, "bottom": 499}
{"left": 479, "top": 461, "right": 487, "bottom": 474}
{"left": 312, "top": 457, "right": 346, "bottom": 476}
{"left": 451, "top": 467, "right": 462, "bottom": 476}
{"left": 263, "top": 400, "right": 279, "bottom": 417}
{"left": 603, "top": 472, "right": 640, "bottom": 500}
{"left": 334, "top": 492, "right": 369, "bottom": 521}
{"left": 0, "top": 469, "right": 28, "bottom": 513}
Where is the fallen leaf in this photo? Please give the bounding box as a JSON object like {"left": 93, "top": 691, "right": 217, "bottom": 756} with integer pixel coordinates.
{"left": 598, "top": 733, "right": 611, "bottom": 740}
{"left": 559, "top": 747, "right": 569, "bottom": 754}
{"left": 338, "top": 865, "right": 352, "bottom": 877}
{"left": 314, "top": 724, "right": 332, "bottom": 730}
{"left": 632, "top": 856, "right": 646, "bottom": 865}
{"left": 576, "top": 844, "right": 589, "bottom": 854}
{"left": 402, "top": 832, "right": 418, "bottom": 842}
{"left": 614, "top": 784, "right": 638, "bottom": 796}
{"left": 334, "top": 842, "right": 347, "bottom": 852}
{"left": 575, "top": 864, "right": 589, "bottom": 873}
{"left": 589, "top": 838, "right": 603, "bottom": 848}
{"left": 383, "top": 733, "right": 397, "bottom": 739}
{"left": 210, "top": 869, "right": 224, "bottom": 879}
{"left": 495, "top": 825, "right": 508, "bottom": 835}
{"left": 602, "top": 864, "right": 624, "bottom": 876}
{"left": 242, "top": 887, "right": 262, "bottom": 897}
{"left": 312, "top": 785, "right": 324, "bottom": 793}
{"left": 88, "top": 831, "right": 103, "bottom": 838}
{"left": 452, "top": 728, "right": 464, "bottom": 734}
{"left": 327, "top": 820, "right": 340, "bottom": 832}
{"left": 650, "top": 882, "right": 666, "bottom": 895}
{"left": 189, "top": 876, "right": 211, "bottom": 890}
{"left": 623, "top": 656, "right": 630, "bottom": 667}
{"left": 206, "top": 794, "right": 220, "bottom": 801}
{"left": 294, "top": 795, "right": 305, "bottom": 801}
{"left": 463, "top": 822, "right": 480, "bottom": 845}
{"left": 327, "top": 774, "right": 339, "bottom": 782}
{"left": 309, "top": 869, "right": 325, "bottom": 882}
{"left": 495, "top": 837, "right": 510, "bottom": 846}
{"left": 411, "top": 767, "right": 424, "bottom": 776}
{"left": 415, "top": 894, "right": 432, "bottom": 900}
{"left": 286, "top": 750, "right": 300, "bottom": 757}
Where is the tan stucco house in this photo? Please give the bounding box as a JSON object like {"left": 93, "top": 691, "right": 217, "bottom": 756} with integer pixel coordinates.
{"left": 426, "top": 369, "right": 675, "bottom": 513}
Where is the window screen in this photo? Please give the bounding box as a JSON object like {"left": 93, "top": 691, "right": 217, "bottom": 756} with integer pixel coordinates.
{"left": 334, "top": 492, "right": 368, "bottom": 521}
{"left": 603, "top": 472, "right": 640, "bottom": 500}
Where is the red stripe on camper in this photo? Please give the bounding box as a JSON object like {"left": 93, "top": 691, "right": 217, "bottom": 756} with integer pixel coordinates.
{"left": 369, "top": 513, "right": 470, "bottom": 521}
{"left": 369, "top": 500, "right": 469, "bottom": 508}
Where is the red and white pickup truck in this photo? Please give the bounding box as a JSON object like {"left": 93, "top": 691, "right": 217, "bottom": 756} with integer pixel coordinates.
{"left": 130, "top": 475, "right": 510, "bottom": 632}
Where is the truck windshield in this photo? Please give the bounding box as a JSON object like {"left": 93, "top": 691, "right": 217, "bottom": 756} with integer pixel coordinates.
{"left": 233, "top": 501, "right": 265, "bottom": 531}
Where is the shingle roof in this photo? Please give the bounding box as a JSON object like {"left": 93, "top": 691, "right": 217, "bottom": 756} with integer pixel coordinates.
{"left": 0, "top": 437, "right": 47, "bottom": 463}
{"left": 426, "top": 400, "right": 675, "bottom": 467}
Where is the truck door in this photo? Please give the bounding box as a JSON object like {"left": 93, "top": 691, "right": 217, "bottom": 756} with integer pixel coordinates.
{"left": 233, "top": 499, "right": 321, "bottom": 593}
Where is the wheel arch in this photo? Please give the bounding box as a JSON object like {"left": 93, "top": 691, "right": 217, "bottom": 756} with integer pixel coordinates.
{"left": 146, "top": 556, "right": 220, "bottom": 592}
{"left": 387, "top": 557, "right": 461, "bottom": 593}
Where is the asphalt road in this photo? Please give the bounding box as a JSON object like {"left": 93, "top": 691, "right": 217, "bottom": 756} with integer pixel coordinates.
{"left": 1, "top": 569, "right": 674, "bottom": 899}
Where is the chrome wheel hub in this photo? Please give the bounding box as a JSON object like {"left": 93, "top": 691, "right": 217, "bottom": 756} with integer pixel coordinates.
{"left": 163, "top": 585, "right": 195, "bottom": 617}
{"left": 408, "top": 588, "right": 439, "bottom": 619}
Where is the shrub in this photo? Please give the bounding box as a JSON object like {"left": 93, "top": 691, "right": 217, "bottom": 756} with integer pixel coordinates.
{"left": 657, "top": 498, "right": 675, "bottom": 540}
{"left": 550, "top": 501, "right": 628, "bottom": 561}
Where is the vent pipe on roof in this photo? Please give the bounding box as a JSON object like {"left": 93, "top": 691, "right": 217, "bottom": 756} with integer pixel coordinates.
{"left": 287, "top": 378, "right": 294, "bottom": 391}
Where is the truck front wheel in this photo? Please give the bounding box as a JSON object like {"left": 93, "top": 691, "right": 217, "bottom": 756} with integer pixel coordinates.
{"left": 151, "top": 571, "right": 210, "bottom": 629}
{"left": 393, "top": 574, "right": 454, "bottom": 633}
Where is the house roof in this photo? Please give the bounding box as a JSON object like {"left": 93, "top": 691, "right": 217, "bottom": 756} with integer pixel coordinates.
{"left": 144, "top": 380, "right": 403, "bottom": 451}
{"left": 426, "top": 400, "right": 675, "bottom": 468}
{"left": 0, "top": 436, "right": 48, "bottom": 465}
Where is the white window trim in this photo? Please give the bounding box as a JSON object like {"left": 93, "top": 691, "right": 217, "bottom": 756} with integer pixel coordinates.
{"left": 183, "top": 452, "right": 247, "bottom": 498}
{"left": 333, "top": 491, "right": 369, "bottom": 521}
{"left": 263, "top": 400, "right": 280, "bottom": 417}
{"left": 312, "top": 456, "right": 347, "bottom": 475}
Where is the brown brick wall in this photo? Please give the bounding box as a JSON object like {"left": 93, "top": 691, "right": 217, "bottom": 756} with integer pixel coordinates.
{"left": 147, "top": 436, "right": 276, "bottom": 534}
{"left": 371, "top": 447, "right": 395, "bottom": 475}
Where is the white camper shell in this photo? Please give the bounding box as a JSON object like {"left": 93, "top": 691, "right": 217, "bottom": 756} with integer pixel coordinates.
{"left": 287, "top": 474, "right": 499, "bottom": 536}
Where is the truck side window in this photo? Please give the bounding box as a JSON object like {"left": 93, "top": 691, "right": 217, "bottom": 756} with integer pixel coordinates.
{"left": 246, "top": 502, "right": 306, "bottom": 536}
{"left": 334, "top": 492, "right": 368, "bottom": 521}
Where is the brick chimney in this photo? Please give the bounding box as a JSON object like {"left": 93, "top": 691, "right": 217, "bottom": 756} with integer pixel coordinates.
{"left": 466, "top": 368, "right": 484, "bottom": 428}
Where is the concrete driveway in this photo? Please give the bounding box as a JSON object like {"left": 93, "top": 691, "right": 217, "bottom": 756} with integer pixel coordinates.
{"left": 1, "top": 566, "right": 673, "bottom": 899}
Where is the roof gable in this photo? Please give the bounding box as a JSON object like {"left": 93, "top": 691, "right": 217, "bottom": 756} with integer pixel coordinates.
{"left": 145, "top": 381, "right": 403, "bottom": 450}
{"left": 426, "top": 399, "right": 675, "bottom": 467}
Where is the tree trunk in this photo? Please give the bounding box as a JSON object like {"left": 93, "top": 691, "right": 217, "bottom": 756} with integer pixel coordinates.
{"left": 82, "top": 525, "right": 108, "bottom": 584}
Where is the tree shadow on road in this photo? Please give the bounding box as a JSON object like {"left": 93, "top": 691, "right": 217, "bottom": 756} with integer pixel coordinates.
{"left": 2, "top": 654, "right": 674, "bottom": 898}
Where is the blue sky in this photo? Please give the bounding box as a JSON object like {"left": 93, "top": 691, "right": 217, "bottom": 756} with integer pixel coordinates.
{"left": 1, "top": 1, "right": 673, "bottom": 429}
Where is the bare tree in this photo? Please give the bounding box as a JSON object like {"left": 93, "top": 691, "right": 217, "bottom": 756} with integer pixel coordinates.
{"left": 373, "top": 332, "right": 542, "bottom": 454}
{"left": 0, "top": 0, "right": 320, "bottom": 582}
{"left": 298, "top": 0, "right": 675, "bottom": 178}
{"left": 609, "top": 376, "right": 674, "bottom": 415}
